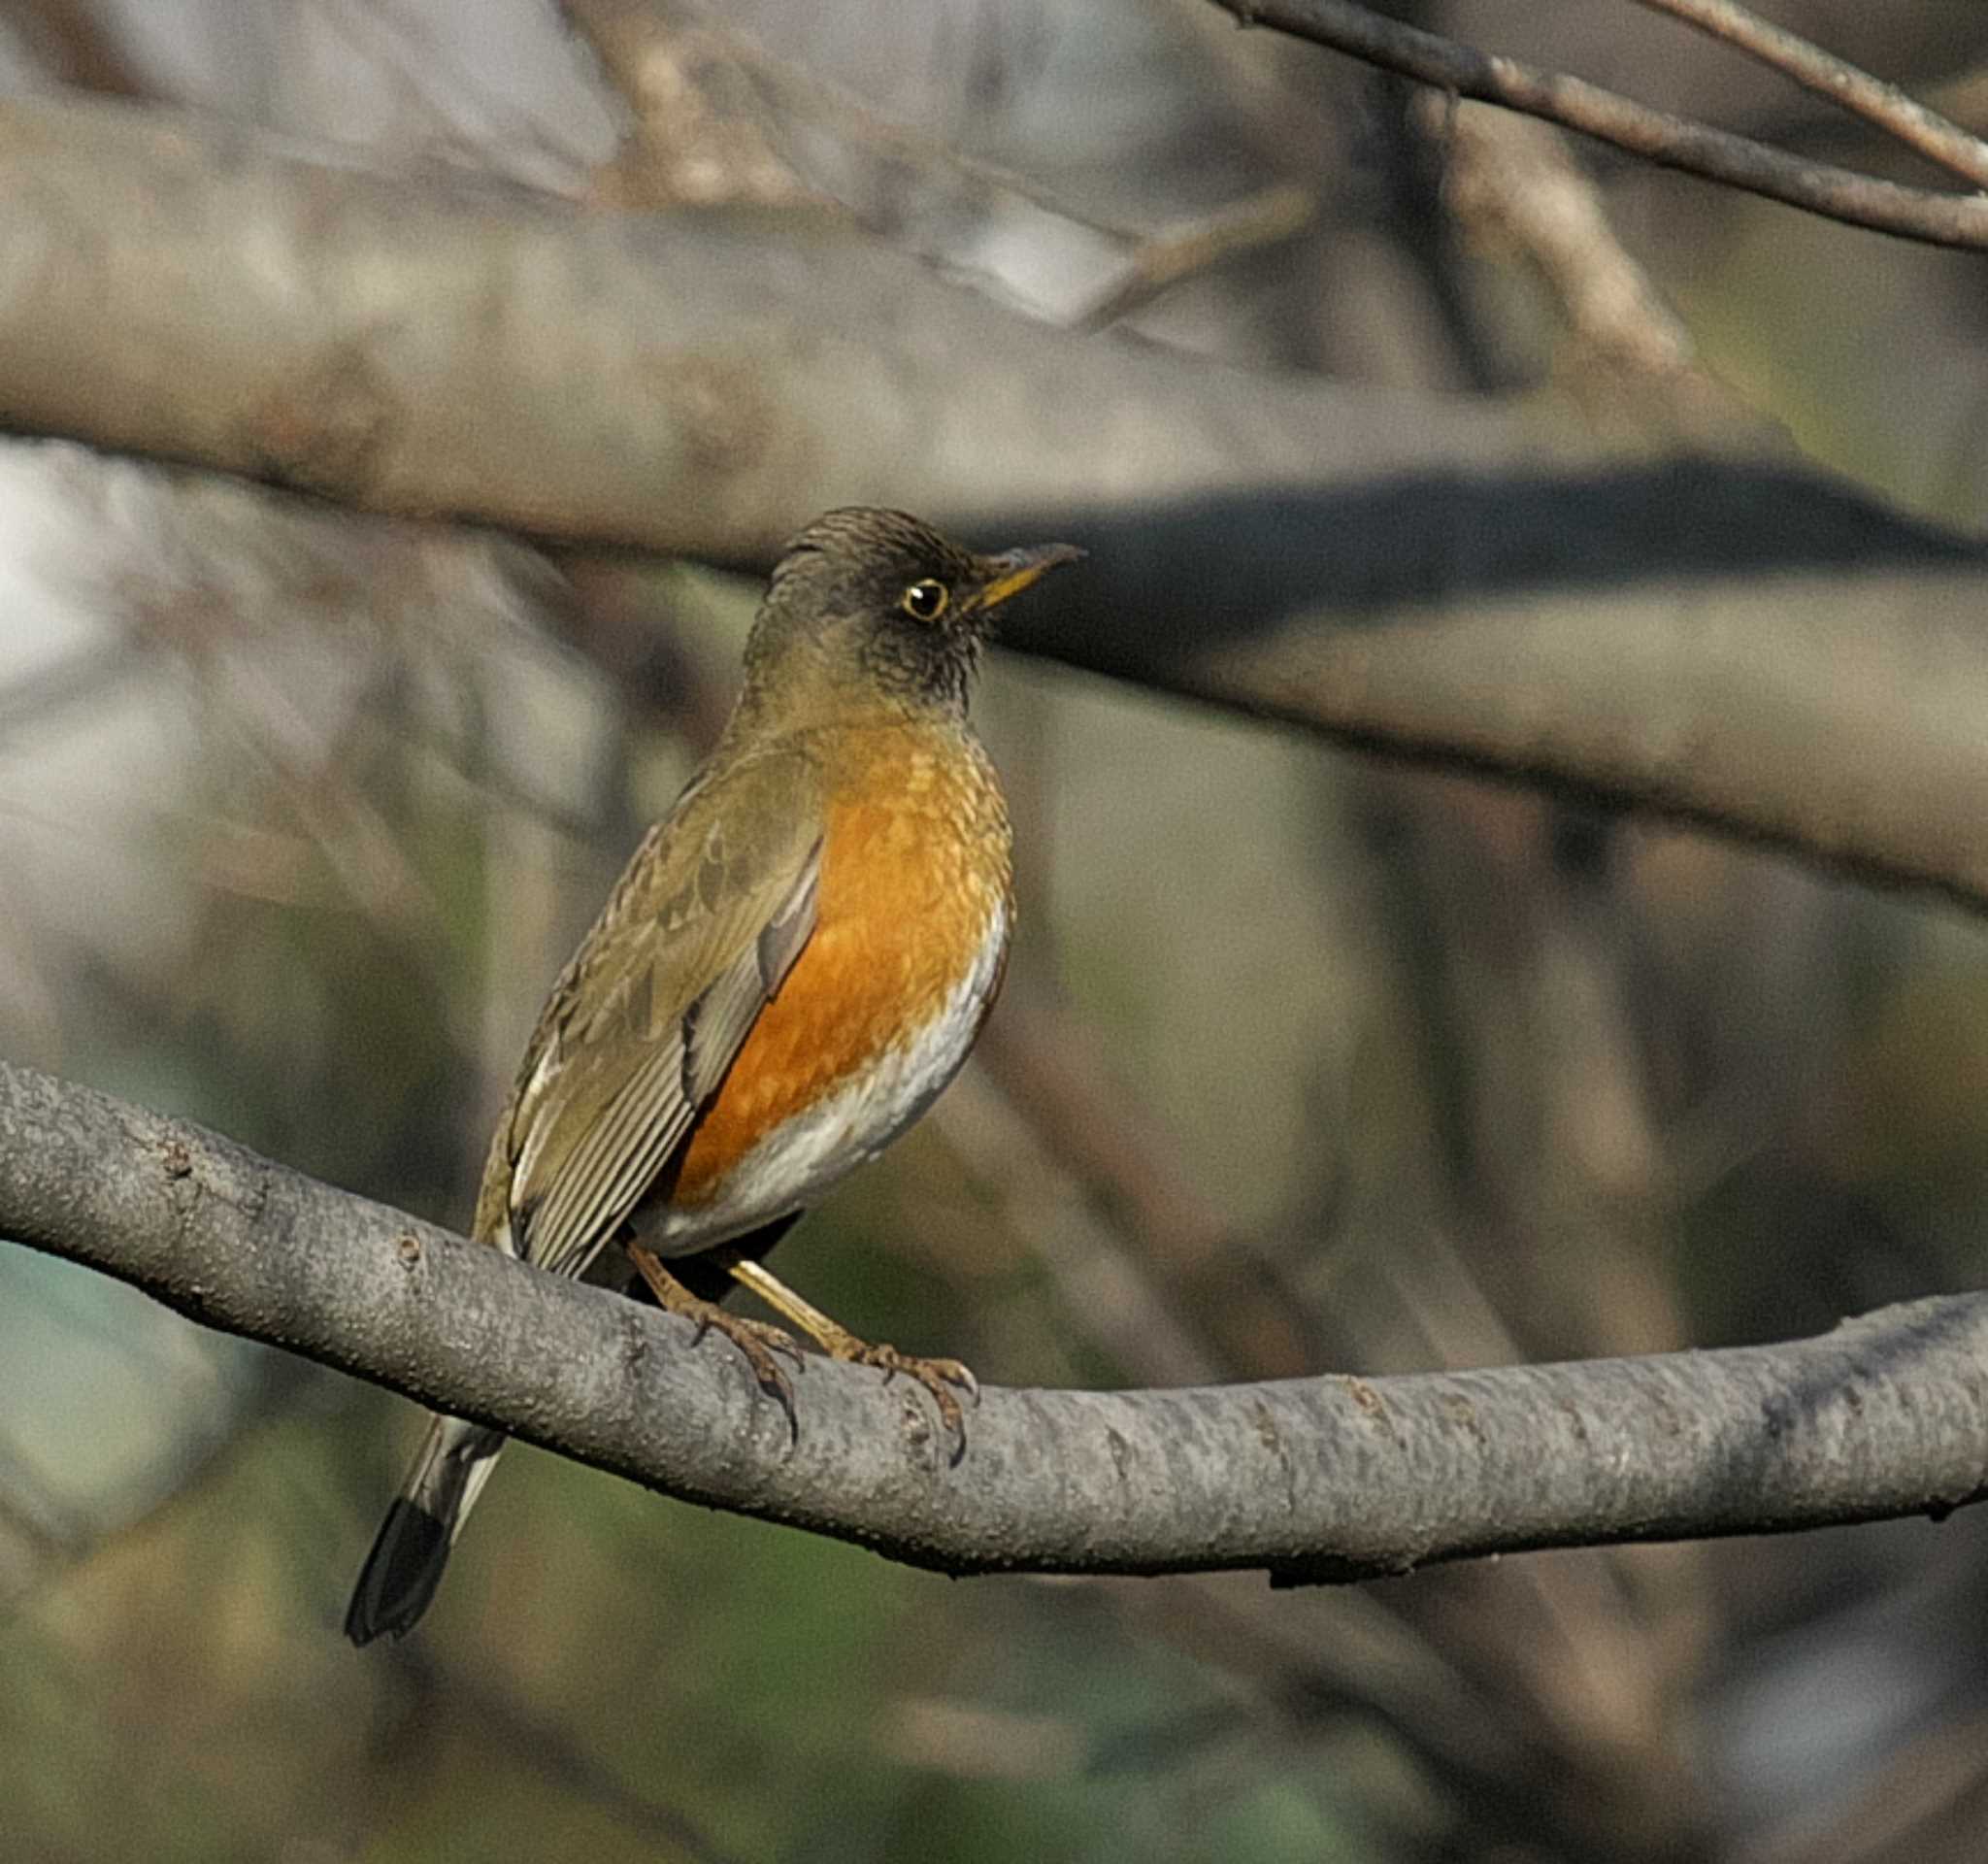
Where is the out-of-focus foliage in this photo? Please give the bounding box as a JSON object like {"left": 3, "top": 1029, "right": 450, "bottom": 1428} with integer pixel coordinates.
{"left": 8, "top": 3, "right": 1988, "bottom": 1860}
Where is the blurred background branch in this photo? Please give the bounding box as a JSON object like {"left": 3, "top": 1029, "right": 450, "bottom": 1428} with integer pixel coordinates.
{"left": 1628, "top": 0, "right": 1988, "bottom": 189}
{"left": 1211, "top": 0, "right": 1988, "bottom": 247}
{"left": 2, "top": 95, "right": 1988, "bottom": 913}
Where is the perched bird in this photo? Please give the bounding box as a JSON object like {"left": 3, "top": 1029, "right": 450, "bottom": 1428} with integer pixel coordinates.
{"left": 345, "top": 508, "right": 1080, "bottom": 1645}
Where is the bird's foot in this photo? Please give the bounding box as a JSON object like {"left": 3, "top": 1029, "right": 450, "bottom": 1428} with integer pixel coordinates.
{"left": 718, "top": 1256, "right": 980, "bottom": 1461}
{"left": 834, "top": 1342, "right": 978, "bottom": 1462}
{"left": 695, "top": 1308, "right": 810, "bottom": 1442}
{"left": 629, "top": 1246, "right": 805, "bottom": 1442}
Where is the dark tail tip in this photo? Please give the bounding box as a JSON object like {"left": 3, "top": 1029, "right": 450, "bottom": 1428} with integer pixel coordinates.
{"left": 345, "top": 1498, "right": 452, "bottom": 1646}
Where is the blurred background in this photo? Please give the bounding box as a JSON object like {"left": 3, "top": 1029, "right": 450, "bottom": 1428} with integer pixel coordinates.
{"left": 5, "top": 1, "right": 1988, "bottom": 1858}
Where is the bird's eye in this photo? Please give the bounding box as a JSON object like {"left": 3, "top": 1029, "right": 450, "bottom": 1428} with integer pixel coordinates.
{"left": 900, "top": 579, "right": 949, "bottom": 621}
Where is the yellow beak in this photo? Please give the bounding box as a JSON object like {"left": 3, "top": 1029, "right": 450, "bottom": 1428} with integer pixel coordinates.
{"left": 975, "top": 541, "right": 1085, "bottom": 613}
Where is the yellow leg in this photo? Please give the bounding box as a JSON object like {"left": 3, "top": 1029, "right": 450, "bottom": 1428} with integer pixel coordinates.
{"left": 629, "top": 1244, "right": 805, "bottom": 1440}
{"left": 726, "top": 1257, "right": 977, "bottom": 1459}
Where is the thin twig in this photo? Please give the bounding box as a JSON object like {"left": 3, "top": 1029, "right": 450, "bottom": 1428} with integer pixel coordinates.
{"left": 975, "top": 989, "right": 1318, "bottom": 1380}
{"left": 449, "top": 1661, "right": 751, "bottom": 1864}
{"left": 1629, "top": 0, "right": 1988, "bottom": 192}
{"left": 566, "top": 0, "right": 1304, "bottom": 319}
{"left": 1425, "top": 100, "right": 1756, "bottom": 431}
{"left": 1211, "top": 0, "right": 1988, "bottom": 249}
{"left": 556, "top": 0, "right": 815, "bottom": 208}
{"left": 1075, "top": 183, "right": 1316, "bottom": 331}
{"left": 4, "top": 0, "right": 149, "bottom": 97}
{"left": 563, "top": 0, "right": 1112, "bottom": 233}
{"left": 0, "top": 638, "right": 149, "bottom": 746}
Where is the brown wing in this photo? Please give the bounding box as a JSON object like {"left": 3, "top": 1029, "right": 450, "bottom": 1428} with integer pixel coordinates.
{"left": 475, "top": 748, "right": 824, "bottom": 1281}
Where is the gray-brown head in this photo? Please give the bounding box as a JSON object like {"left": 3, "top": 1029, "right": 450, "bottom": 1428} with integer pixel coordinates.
{"left": 744, "top": 508, "right": 1081, "bottom": 718}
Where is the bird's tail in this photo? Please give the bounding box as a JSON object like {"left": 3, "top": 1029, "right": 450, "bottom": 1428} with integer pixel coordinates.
{"left": 344, "top": 1413, "right": 507, "bottom": 1645}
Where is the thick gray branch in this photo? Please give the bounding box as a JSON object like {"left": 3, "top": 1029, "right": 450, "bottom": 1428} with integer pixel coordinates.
{"left": 5, "top": 1059, "right": 1986, "bottom": 1582}
{"left": 0, "top": 94, "right": 1541, "bottom": 553}
{"left": 3, "top": 96, "right": 1988, "bottom": 913}
{"left": 993, "top": 488, "right": 1988, "bottom": 914}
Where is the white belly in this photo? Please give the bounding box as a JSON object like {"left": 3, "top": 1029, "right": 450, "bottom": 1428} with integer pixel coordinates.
{"left": 639, "top": 899, "right": 1007, "bottom": 1254}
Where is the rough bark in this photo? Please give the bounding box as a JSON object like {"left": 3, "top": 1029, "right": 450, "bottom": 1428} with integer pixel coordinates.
{"left": 5, "top": 1059, "right": 1984, "bottom": 1582}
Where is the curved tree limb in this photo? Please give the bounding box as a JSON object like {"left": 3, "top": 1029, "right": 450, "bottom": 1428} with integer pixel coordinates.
{"left": 1211, "top": 0, "right": 1988, "bottom": 250}
{"left": 3, "top": 96, "right": 1988, "bottom": 924}
{"left": 4, "top": 1057, "right": 1986, "bottom": 1584}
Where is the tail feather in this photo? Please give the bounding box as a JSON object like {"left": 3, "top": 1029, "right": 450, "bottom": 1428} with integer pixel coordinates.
{"left": 345, "top": 1414, "right": 506, "bottom": 1646}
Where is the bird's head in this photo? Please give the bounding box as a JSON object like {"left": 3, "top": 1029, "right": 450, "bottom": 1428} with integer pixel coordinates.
{"left": 746, "top": 508, "right": 1081, "bottom": 718}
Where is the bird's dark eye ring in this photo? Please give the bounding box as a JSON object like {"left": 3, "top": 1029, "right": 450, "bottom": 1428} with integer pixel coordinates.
{"left": 901, "top": 579, "right": 949, "bottom": 621}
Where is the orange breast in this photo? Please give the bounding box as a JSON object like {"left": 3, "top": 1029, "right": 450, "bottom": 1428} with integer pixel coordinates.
{"left": 668, "top": 727, "right": 1011, "bottom": 1210}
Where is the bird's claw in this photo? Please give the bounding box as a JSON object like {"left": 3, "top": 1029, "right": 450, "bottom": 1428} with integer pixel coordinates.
{"left": 698, "top": 1310, "right": 807, "bottom": 1443}
{"left": 857, "top": 1345, "right": 978, "bottom": 1463}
